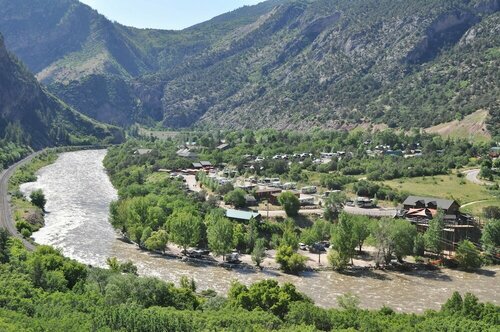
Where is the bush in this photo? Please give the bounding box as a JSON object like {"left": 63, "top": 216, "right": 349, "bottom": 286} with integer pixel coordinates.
{"left": 455, "top": 240, "right": 482, "bottom": 271}
{"left": 327, "top": 249, "right": 348, "bottom": 271}
{"left": 276, "top": 245, "right": 307, "bottom": 274}
{"left": 483, "top": 206, "right": 500, "bottom": 220}
{"left": 30, "top": 189, "right": 47, "bottom": 211}
{"left": 21, "top": 228, "right": 32, "bottom": 238}
{"left": 15, "top": 220, "right": 32, "bottom": 233}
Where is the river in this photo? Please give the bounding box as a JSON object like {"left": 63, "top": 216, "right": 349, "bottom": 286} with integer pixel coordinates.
{"left": 20, "top": 150, "right": 500, "bottom": 313}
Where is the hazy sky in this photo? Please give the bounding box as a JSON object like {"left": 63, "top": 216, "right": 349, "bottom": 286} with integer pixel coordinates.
{"left": 79, "top": 0, "right": 265, "bottom": 30}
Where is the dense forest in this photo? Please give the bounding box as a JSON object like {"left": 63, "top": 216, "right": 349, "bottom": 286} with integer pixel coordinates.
{"left": 0, "top": 0, "right": 498, "bottom": 136}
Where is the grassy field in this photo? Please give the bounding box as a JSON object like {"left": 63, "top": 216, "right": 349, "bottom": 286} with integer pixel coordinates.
{"left": 461, "top": 199, "right": 500, "bottom": 217}
{"left": 382, "top": 174, "right": 497, "bottom": 205}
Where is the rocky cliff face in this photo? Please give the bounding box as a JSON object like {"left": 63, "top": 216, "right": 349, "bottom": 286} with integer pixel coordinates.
{"left": 0, "top": 34, "right": 121, "bottom": 148}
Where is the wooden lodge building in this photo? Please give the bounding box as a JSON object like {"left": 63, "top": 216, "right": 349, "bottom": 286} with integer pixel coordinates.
{"left": 402, "top": 196, "right": 479, "bottom": 251}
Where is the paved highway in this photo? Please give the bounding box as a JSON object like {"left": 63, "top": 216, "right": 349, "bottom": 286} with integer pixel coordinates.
{"left": 0, "top": 151, "right": 45, "bottom": 251}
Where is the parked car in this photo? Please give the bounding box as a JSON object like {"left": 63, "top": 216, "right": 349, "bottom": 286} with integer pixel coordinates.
{"left": 224, "top": 252, "right": 241, "bottom": 264}
{"left": 309, "top": 243, "right": 326, "bottom": 253}
{"left": 299, "top": 243, "right": 308, "bottom": 251}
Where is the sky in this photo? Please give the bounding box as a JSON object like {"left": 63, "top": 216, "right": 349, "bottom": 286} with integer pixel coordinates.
{"left": 79, "top": 0, "right": 265, "bottom": 30}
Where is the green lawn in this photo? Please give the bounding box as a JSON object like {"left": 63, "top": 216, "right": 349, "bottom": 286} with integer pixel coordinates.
{"left": 382, "top": 174, "right": 497, "bottom": 205}
{"left": 461, "top": 199, "right": 500, "bottom": 217}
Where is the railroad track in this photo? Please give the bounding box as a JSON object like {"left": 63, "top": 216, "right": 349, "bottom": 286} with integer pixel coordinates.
{"left": 0, "top": 151, "right": 45, "bottom": 251}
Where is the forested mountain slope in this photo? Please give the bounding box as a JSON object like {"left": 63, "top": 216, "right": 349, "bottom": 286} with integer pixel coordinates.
{"left": 0, "top": 0, "right": 498, "bottom": 136}
{"left": 0, "top": 33, "right": 121, "bottom": 149}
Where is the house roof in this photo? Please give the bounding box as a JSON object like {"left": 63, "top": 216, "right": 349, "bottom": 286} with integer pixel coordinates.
{"left": 255, "top": 188, "right": 282, "bottom": 194}
{"left": 217, "top": 143, "right": 230, "bottom": 150}
{"left": 177, "top": 148, "right": 198, "bottom": 158}
{"left": 200, "top": 161, "right": 212, "bottom": 167}
{"left": 245, "top": 195, "right": 257, "bottom": 202}
{"left": 135, "top": 148, "right": 152, "bottom": 155}
{"left": 225, "top": 209, "right": 261, "bottom": 221}
{"left": 403, "top": 196, "right": 457, "bottom": 210}
{"left": 192, "top": 162, "right": 202, "bottom": 168}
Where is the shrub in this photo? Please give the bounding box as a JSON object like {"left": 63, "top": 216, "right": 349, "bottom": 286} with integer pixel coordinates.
{"left": 276, "top": 245, "right": 307, "bottom": 274}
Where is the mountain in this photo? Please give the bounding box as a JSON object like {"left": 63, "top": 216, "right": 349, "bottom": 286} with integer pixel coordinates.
{"left": 0, "top": 33, "right": 122, "bottom": 149}
{"left": 0, "top": 0, "right": 498, "bottom": 137}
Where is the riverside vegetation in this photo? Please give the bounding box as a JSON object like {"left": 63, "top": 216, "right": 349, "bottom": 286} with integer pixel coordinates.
{"left": 0, "top": 229, "right": 498, "bottom": 331}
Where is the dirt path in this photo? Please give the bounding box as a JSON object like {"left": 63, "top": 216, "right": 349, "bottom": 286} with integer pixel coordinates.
{"left": 461, "top": 199, "right": 495, "bottom": 208}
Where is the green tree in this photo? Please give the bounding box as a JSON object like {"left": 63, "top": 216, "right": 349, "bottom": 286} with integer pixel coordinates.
{"left": 278, "top": 192, "right": 300, "bottom": 217}
{"left": 351, "top": 216, "right": 371, "bottom": 253}
{"left": 144, "top": 230, "right": 169, "bottom": 253}
{"left": 413, "top": 233, "right": 425, "bottom": 256}
{"left": 275, "top": 245, "right": 307, "bottom": 274}
{"left": 481, "top": 219, "right": 499, "bottom": 258}
{"left": 442, "top": 291, "right": 463, "bottom": 314}
{"left": 281, "top": 221, "right": 299, "bottom": 250}
{"left": 251, "top": 238, "right": 266, "bottom": 269}
{"left": 323, "top": 192, "right": 346, "bottom": 221}
{"left": 425, "top": 210, "right": 445, "bottom": 255}
{"left": 207, "top": 214, "right": 234, "bottom": 259}
{"left": 224, "top": 189, "right": 246, "bottom": 208}
{"left": 455, "top": 240, "right": 482, "bottom": 271}
{"left": 391, "top": 220, "right": 417, "bottom": 262}
{"left": 30, "top": 189, "right": 46, "bottom": 211}
{"left": 330, "top": 213, "right": 356, "bottom": 266}
{"left": 168, "top": 210, "right": 202, "bottom": 253}
{"left": 140, "top": 227, "right": 152, "bottom": 246}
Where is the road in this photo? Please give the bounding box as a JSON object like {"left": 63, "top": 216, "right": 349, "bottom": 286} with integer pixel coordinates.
{"left": 257, "top": 208, "right": 324, "bottom": 218}
{"left": 462, "top": 168, "right": 492, "bottom": 186}
{"left": 0, "top": 151, "right": 45, "bottom": 251}
{"left": 184, "top": 175, "right": 202, "bottom": 192}
{"left": 343, "top": 206, "right": 398, "bottom": 218}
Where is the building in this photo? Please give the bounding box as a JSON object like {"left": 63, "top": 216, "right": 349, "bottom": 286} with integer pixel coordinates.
{"left": 254, "top": 188, "right": 282, "bottom": 202}
{"left": 301, "top": 186, "right": 317, "bottom": 194}
{"left": 355, "top": 197, "right": 373, "bottom": 208}
{"left": 402, "top": 196, "right": 479, "bottom": 251}
{"left": 177, "top": 148, "right": 198, "bottom": 159}
{"left": 489, "top": 147, "right": 500, "bottom": 158}
{"left": 134, "top": 148, "right": 152, "bottom": 155}
{"left": 403, "top": 196, "right": 460, "bottom": 218}
{"left": 299, "top": 196, "right": 315, "bottom": 206}
{"left": 200, "top": 161, "right": 213, "bottom": 169}
{"left": 245, "top": 195, "right": 258, "bottom": 206}
{"left": 192, "top": 162, "right": 203, "bottom": 169}
{"left": 217, "top": 143, "right": 230, "bottom": 151}
{"left": 225, "top": 209, "right": 261, "bottom": 223}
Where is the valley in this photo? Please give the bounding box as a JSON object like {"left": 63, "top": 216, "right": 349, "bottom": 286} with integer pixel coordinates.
{"left": 0, "top": 0, "right": 498, "bottom": 330}
{"left": 8, "top": 149, "right": 500, "bottom": 313}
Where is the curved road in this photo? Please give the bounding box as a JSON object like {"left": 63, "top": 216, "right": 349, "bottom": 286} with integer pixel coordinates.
{"left": 0, "top": 151, "right": 45, "bottom": 251}
{"left": 462, "top": 168, "right": 492, "bottom": 186}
